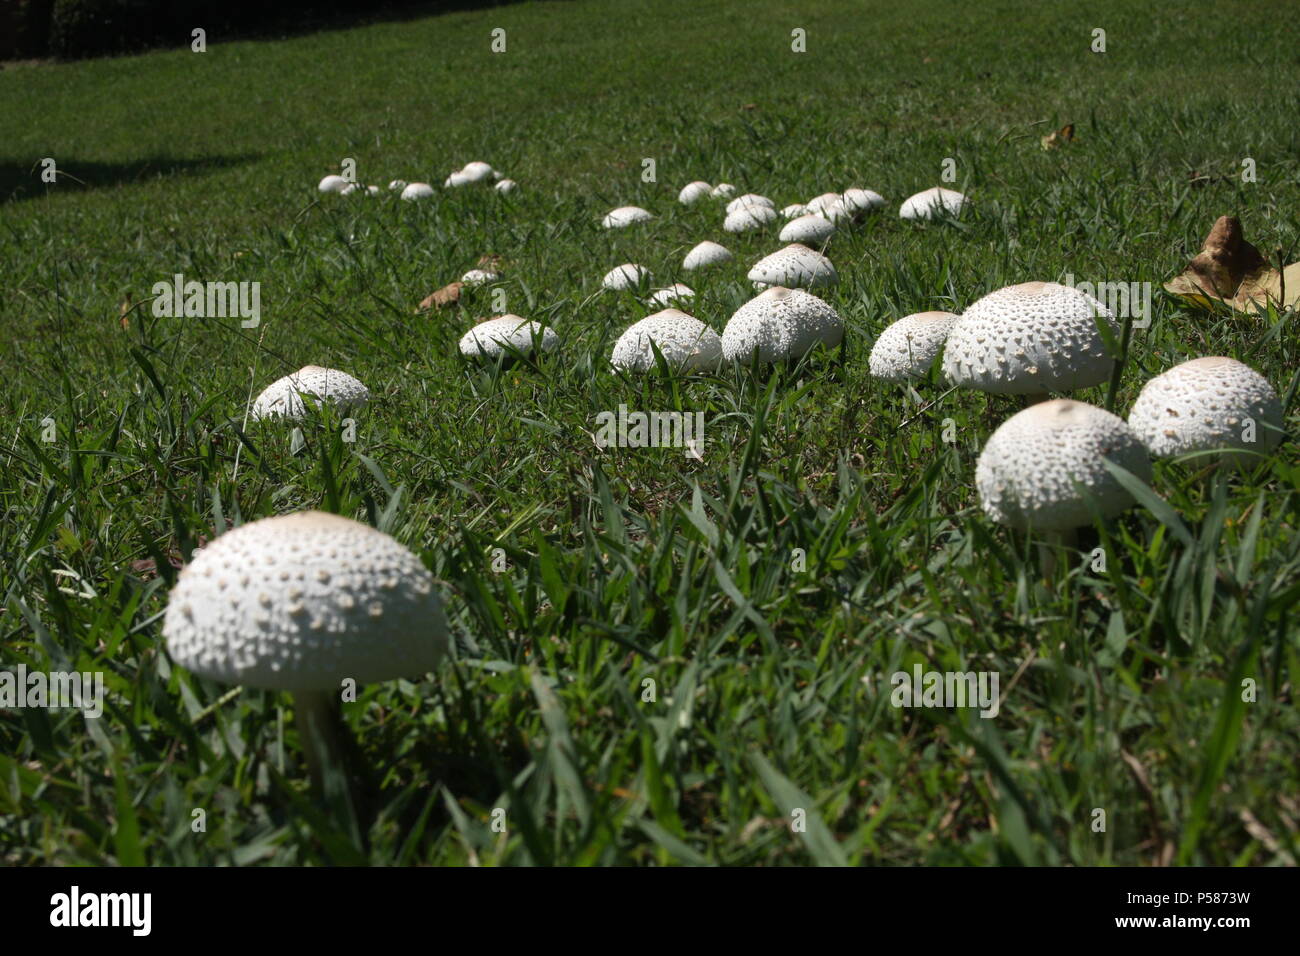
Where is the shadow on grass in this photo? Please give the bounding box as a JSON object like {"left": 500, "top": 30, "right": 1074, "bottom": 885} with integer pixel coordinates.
{"left": 0, "top": 153, "right": 260, "bottom": 203}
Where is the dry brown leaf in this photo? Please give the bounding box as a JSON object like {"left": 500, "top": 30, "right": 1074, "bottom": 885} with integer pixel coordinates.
{"left": 418, "top": 281, "right": 463, "bottom": 311}
{"left": 477, "top": 253, "right": 504, "bottom": 270}
{"left": 1040, "top": 123, "right": 1075, "bottom": 150}
{"left": 119, "top": 296, "right": 131, "bottom": 329}
{"left": 1164, "top": 215, "right": 1300, "bottom": 313}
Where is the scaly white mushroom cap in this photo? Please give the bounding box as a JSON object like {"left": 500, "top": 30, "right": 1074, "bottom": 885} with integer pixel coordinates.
{"left": 388, "top": 180, "right": 407, "bottom": 192}
{"left": 869, "top": 311, "right": 959, "bottom": 382}
{"left": 806, "top": 192, "right": 842, "bottom": 216}
{"left": 840, "top": 188, "right": 886, "bottom": 216}
{"left": 1128, "top": 357, "right": 1284, "bottom": 460}
{"left": 495, "top": 179, "right": 517, "bottom": 194}
{"left": 781, "top": 203, "right": 810, "bottom": 219}
{"left": 611, "top": 309, "right": 723, "bottom": 372}
{"left": 725, "top": 193, "right": 775, "bottom": 214}
{"left": 779, "top": 214, "right": 836, "bottom": 244}
{"left": 724, "top": 203, "right": 778, "bottom": 233}
{"left": 251, "top": 366, "right": 370, "bottom": 421}
{"left": 899, "top": 187, "right": 969, "bottom": 220}
{"left": 163, "top": 511, "right": 447, "bottom": 692}
{"left": 711, "top": 183, "right": 736, "bottom": 199}
{"left": 458, "top": 315, "right": 558, "bottom": 359}
{"left": 976, "top": 399, "right": 1152, "bottom": 532}
{"left": 748, "top": 244, "right": 838, "bottom": 290}
{"left": 460, "top": 269, "right": 500, "bottom": 287}
{"left": 942, "top": 281, "right": 1116, "bottom": 395}
{"left": 721, "top": 287, "right": 844, "bottom": 363}
{"left": 678, "top": 181, "right": 712, "bottom": 204}
{"left": 602, "top": 206, "right": 654, "bottom": 229}
{"left": 682, "top": 241, "right": 733, "bottom": 271}
{"left": 602, "top": 263, "right": 653, "bottom": 291}
{"left": 401, "top": 182, "right": 435, "bottom": 201}
{"left": 460, "top": 161, "right": 494, "bottom": 183}
{"left": 647, "top": 284, "right": 695, "bottom": 307}
{"left": 318, "top": 175, "right": 348, "bottom": 194}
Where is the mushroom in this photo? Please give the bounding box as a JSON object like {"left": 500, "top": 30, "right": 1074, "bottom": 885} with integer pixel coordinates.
{"left": 318, "top": 175, "right": 348, "bottom": 194}
{"left": 869, "top": 311, "right": 959, "bottom": 382}
{"left": 647, "top": 284, "right": 695, "bottom": 307}
{"left": 942, "top": 281, "right": 1116, "bottom": 397}
{"left": 460, "top": 269, "right": 500, "bottom": 287}
{"left": 747, "top": 243, "right": 838, "bottom": 290}
{"left": 251, "top": 366, "right": 370, "bottom": 422}
{"left": 1127, "top": 357, "right": 1284, "bottom": 464}
{"left": 781, "top": 203, "right": 810, "bottom": 219}
{"left": 721, "top": 287, "right": 844, "bottom": 364}
{"left": 611, "top": 309, "right": 723, "bottom": 372}
{"left": 400, "top": 182, "right": 435, "bottom": 201}
{"left": 779, "top": 214, "right": 836, "bottom": 244}
{"left": 806, "top": 192, "right": 842, "bottom": 216}
{"left": 682, "top": 241, "right": 733, "bottom": 271}
{"left": 602, "top": 206, "right": 654, "bottom": 229}
{"left": 976, "top": 399, "right": 1152, "bottom": 536}
{"left": 678, "top": 181, "right": 712, "bottom": 204}
{"left": 444, "top": 171, "right": 472, "bottom": 188}
{"left": 458, "top": 315, "right": 558, "bottom": 360}
{"left": 602, "top": 263, "right": 653, "bottom": 291}
{"left": 710, "top": 183, "right": 737, "bottom": 199}
{"left": 460, "top": 161, "right": 495, "bottom": 183}
{"left": 163, "top": 510, "right": 448, "bottom": 831}
{"left": 388, "top": 180, "right": 407, "bottom": 192}
{"left": 899, "top": 187, "right": 969, "bottom": 220}
{"left": 494, "top": 179, "right": 517, "bottom": 193}
{"left": 725, "top": 194, "right": 775, "bottom": 215}
{"left": 840, "top": 187, "right": 886, "bottom": 216}
{"left": 724, "top": 203, "right": 778, "bottom": 233}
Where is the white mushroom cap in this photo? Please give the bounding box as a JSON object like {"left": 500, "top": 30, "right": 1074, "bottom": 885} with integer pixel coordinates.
{"left": 460, "top": 269, "right": 500, "bottom": 287}
{"left": 976, "top": 399, "right": 1152, "bottom": 532}
{"left": 869, "top": 311, "right": 959, "bottom": 382}
{"left": 495, "top": 179, "right": 517, "bottom": 193}
{"left": 682, "top": 241, "right": 733, "bottom": 271}
{"left": 942, "top": 281, "right": 1116, "bottom": 395}
{"left": 1128, "top": 357, "right": 1284, "bottom": 460}
{"left": 710, "top": 183, "right": 736, "bottom": 198}
{"left": 899, "top": 186, "right": 969, "bottom": 220}
{"left": 647, "top": 284, "right": 695, "bottom": 307}
{"left": 725, "top": 193, "right": 775, "bottom": 215}
{"left": 401, "top": 182, "right": 435, "bottom": 201}
{"left": 458, "top": 315, "right": 558, "bottom": 359}
{"left": 163, "top": 511, "right": 447, "bottom": 693}
{"left": 366, "top": 185, "right": 381, "bottom": 195}
{"left": 461, "top": 161, "right": 494, "bottom": 181}
{"left": 724, "top": 203, "right": 778, "bottom": 233}
{"left": 388, "top": 180, "right": 407, "bottom": 191}
{"left": 840, "top": 187, "right": 886, "bottom": 215}
{"left": 251, "top": 366, "right": 370, "bottom": 421}
{"left": 318, "top": 175, "right": 348, "bottom": 194}
{"left": 602, "top": 206, "right": 654, "bottom": 229}
{"left": 611, "top": 309, "right": 723, "bottom": 372}
{"left": 748, "top": 243, "right": 838, "bottom": 290}
{"left": 678, "top": 181, "right": 712, "bottom": 204}
{"left": 339, "top": 183, "right": 362, "bottom": 196}
{"left": 721, "top": 287, "right": 844, "bottom": 363}
{"left": 779, "top": 214, "right": 836, "bottom": 244}
{"left": 444, "top": 171, "right": 472, "bottom": 188}
{"left": 781, "top": 203, "right": 810, "bottom": 219}
{"left": 602, "top": 263, "right": 653, "bottom": 291}
{"left": 806, "top": 192, "right": 842, "bottom": 216}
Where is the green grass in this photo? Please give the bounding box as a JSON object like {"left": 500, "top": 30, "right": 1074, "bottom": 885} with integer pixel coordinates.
{"left": 2, "top": 0, "right": 1299, "bottom": 865}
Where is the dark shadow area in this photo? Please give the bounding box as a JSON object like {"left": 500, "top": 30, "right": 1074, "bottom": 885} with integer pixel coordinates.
{"left": 0, "top": 153, "right": 261, "bottom": 203}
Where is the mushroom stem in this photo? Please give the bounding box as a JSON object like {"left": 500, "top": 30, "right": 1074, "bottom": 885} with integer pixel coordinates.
{"left": 293, "top": 689, "right": 366, "bottom": 848}
{"left": 1039, "top": 528, "right": 1078, "bottom": 579}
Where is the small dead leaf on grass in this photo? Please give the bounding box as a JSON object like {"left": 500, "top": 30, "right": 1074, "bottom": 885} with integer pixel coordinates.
{"left": 1165, "top": 215, "right": 1300, "bottom": 313}
{"left": 1040, "top": 123, "right": 1075, "bottom": 150}
{"left": 477, "top": 253, "right": 504, "bottom": 270}
{"left": 418, "top": 281, "right": 463, "bottom": 312}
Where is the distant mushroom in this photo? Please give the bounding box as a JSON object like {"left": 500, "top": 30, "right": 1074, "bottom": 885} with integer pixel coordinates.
{"left": 602, "top": 206, "right": 654, "bottom": 229}
{"left": 444, "top": 171, "right": 472, "bottom": 188}
{"left": 748, "top": 243, "right": 838, "bottom": 289}
{"left": 869, "top": 311, "right": 959, "bottom": 382}
{"left": 899, "top": 187, "right": 969, "bottom": 220}
{"left": 251, "top": 366, "right": 370, "bottom": 422}
{"left": 721, "top": 287, "right": 844, "bottom": 364}
{"left": 495, "top": 179, "right": 517, "bottom": 193}
{"left": 779, "top": 214, "right": 836, "bottom": 244}
{"left": 611, "top": 309, "right": 723, "bottom": 372}
{"left": 163, "top": 510, "right": 448, "bottom": 831}
{"left": 682, "top": 241, "right": 733, "bottom": 271}
{"left": 318, "top": 175, "right": 348, "bottom": 193}
{"left": 725, "top": 194, "right": 775, "bottom": 215}
{"left": 1127, "top": 357, "right": 1284, "bottom": 464}
{"left": 839, "top": 187, "right": 886, "bottom": 218}
{"left": 400, "top": 182, "right": 435, "bottom": 201}
{"left": 602, "top": 263, "right": 653, "bottom": 291}
{"left": 678, "top": 181, "right": 712, "bottom": 204}
{"left": 724, "top": 203, "right": 778, "bottom": 233}
{"left": 711, "top": 183, "right": 736, "bottom": 199}
{"left": 806, "top": 192, "right": 842, "bottom": 217}
{"left": 460, "top": 161, "right": 495, "bottom": 183}
{"left": 458, "top": 315, "right": 558, "bottom": 360}
{"left": 942, "top": 281, "right": 1116, "bottom": 397}
{"left": 781, "top": 203, "right": 810, "bottom": 219}
{"left": 388, "top": 180, "right": 407, "bottom": 192}
{"left": 460, "top": 269, "right": 500, "bottom": 288}
{"left": 647, "top": 284, "right": 695, "bottom": 307}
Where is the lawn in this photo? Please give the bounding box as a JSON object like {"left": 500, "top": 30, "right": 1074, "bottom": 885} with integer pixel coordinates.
{"left": 1, "top": 0, "right": 1298, "bottom": 865}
